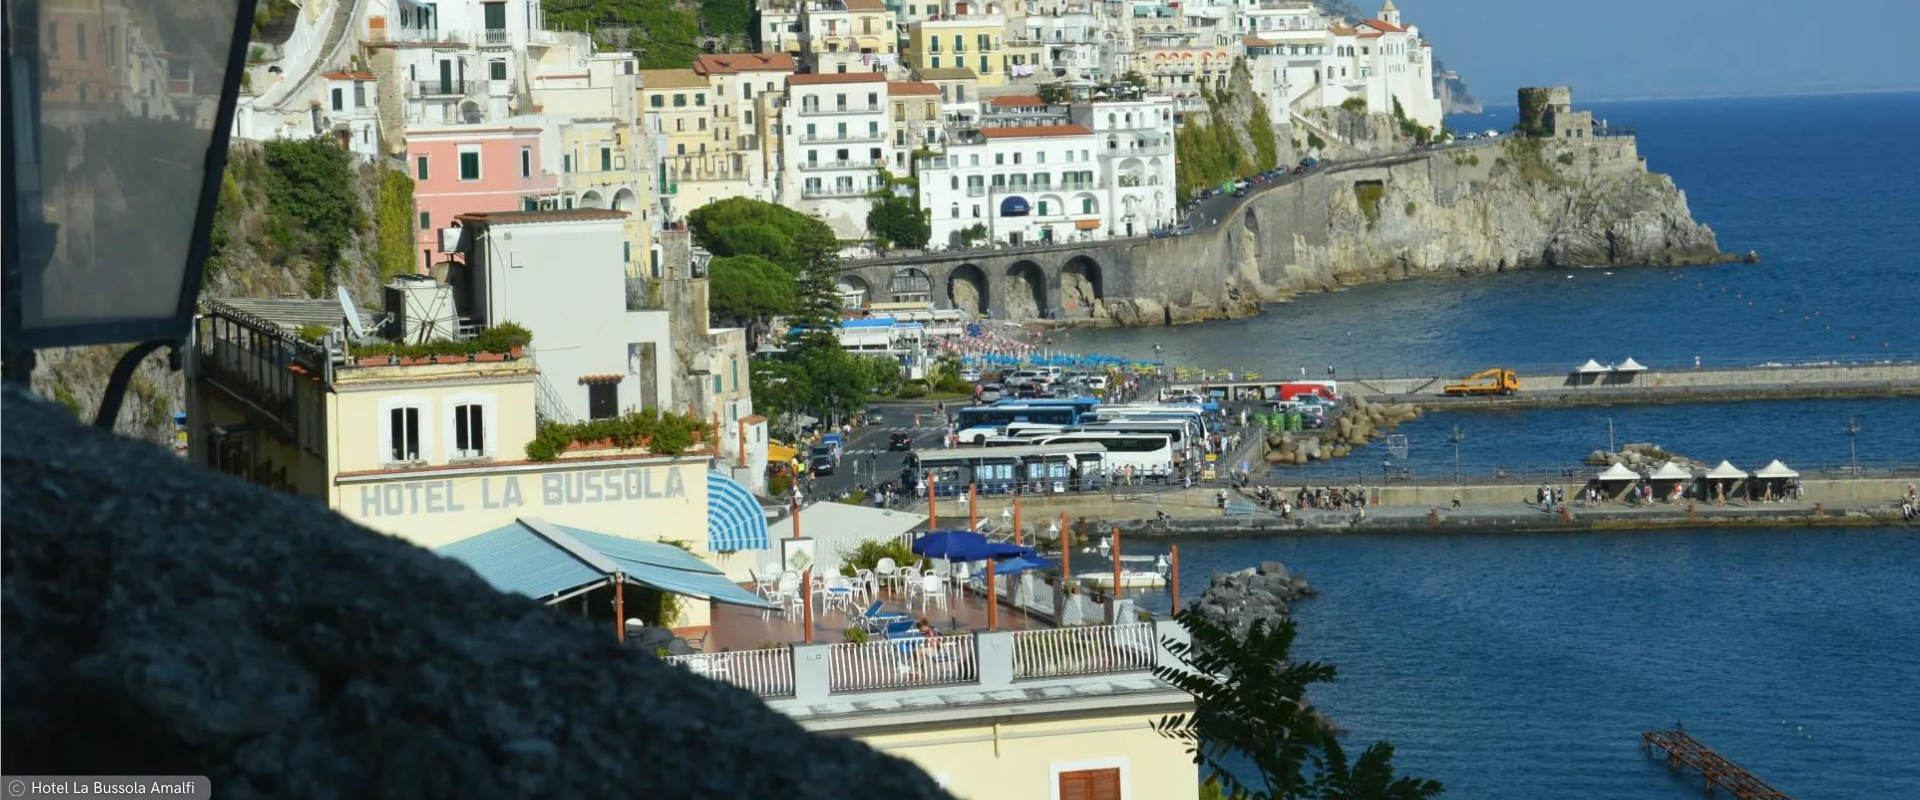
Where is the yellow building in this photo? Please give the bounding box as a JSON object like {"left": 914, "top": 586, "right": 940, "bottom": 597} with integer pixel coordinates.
{"left": 187, "top": 295, "right": 774, "bottom": 631}
{"left": 887, "top": 80, "right": 944, "bottom": 171}
{"left": 908, "top": 17, "right": 1007, "bottom": 87}
{"left": 800, "top": 0, "right": 899, "bottom": 75}
{"left": 640, "top": 68, "right": 715, "bottom": 159}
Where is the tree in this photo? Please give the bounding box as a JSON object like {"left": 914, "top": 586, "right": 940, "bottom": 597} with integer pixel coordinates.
{"left": 1122, "top": 70, "right": 1148, "bottom": 89}
{"left": 373, "top": 167, "right": 417, "bottom": 281}
{"left": 689, "top": 196, "right": 839, "bottom": 276}
{"left": 1307, "top": 739, "right": 1443, "bottom": 800}
{"left": 956, "top": 223, "right": 990, "bottom": 249}
{"left": 262, "top": 137, "right": 363, "bottom": 290}
{"left": 1153, "top": 612, "right": 1445, "bottom": 800}
{"left": 866, "top": 195, "right": 930, "bottom": 251}
{"left": 1155, "top": 614, "right": 1336, "bottom": 800}
{"left": 1038, "top": 83, "right": 1069, "bottom": 104}
{"left": 708, "top": 254, "right": 795, "bottom": 327}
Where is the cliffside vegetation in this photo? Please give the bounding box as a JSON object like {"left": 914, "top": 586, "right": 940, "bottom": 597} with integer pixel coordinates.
{"left": 542, "top": 0, "right": 753, "bottom": 67}
{"left": 373, "top": 167, "right": 417, "bottom": 282}
{"left": 1173, "top": 63, "right": 1282, "bottom": 198}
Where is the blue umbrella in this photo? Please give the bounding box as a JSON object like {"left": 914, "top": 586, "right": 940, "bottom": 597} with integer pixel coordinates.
{"left": 992, "top": 553, "right": 1053, "bottom": 575}
{"left": 912, "top": 530, "right": 996, "bottom": 561}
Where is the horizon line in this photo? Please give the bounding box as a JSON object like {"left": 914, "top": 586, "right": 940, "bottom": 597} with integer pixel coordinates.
{"left": 1464, "top": 86, "right": 1920, "bottom": 110}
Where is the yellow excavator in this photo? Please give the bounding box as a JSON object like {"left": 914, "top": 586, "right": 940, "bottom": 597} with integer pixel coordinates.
{"left": 1444, "top": 368, "right": 1520, "bottom": 396}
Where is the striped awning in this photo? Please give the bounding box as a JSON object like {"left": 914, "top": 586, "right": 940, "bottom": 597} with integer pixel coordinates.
{"left": 707, "top": 472, "right": 771, "bottom": 553}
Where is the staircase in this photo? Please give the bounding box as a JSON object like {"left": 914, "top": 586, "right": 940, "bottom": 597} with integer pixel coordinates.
{"left": 267, "top": 0, "right": 365, "bottom": 111}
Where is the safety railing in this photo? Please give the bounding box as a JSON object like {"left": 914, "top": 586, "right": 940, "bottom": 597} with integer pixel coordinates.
{"left": 663, "top": 647, "right": 794, "bottom": 697}
{"left": 828, "top": 633, "right": 978, "bottom": 692}
{"left": 1010, "top": 622, "right": 1158, "bottom": 679}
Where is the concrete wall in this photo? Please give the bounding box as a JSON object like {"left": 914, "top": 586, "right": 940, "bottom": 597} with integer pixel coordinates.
{"left": 862, "top": 711, "right": 1198, "bottom": 800}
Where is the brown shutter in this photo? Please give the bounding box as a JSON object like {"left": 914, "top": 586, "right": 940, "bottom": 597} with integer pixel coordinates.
{"left": 1058, "top": 768, "right": 1121, "bottom": 800}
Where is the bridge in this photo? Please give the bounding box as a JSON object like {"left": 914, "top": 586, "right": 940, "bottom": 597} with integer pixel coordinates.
{"left": 835, "top": 142, "right": 1496, "bottom": 321}
{"left": 1642, "top": 730, "right": 1793, "bottom": 800}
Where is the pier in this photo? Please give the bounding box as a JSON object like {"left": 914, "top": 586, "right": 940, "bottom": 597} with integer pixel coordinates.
{"left": 1641, "top": 730, "right": 1792, "bottom": 800}
{"left": 1174, "top": 359, "right": 1920, "bottom": 408}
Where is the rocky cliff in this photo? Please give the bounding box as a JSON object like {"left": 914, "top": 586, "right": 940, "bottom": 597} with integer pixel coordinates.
{"left": 1101, "top": 134, "right": 1725, "bottom": 326}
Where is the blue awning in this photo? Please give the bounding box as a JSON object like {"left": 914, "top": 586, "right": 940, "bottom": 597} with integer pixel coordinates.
{"left": 707, "top": 472, "right": 771, "bottom": 553}
{"left": 1000, "top": 196, "right": 1031, "bottom": 216}
{"left": 438, "top": 517, "right": 774, "bottom": 609}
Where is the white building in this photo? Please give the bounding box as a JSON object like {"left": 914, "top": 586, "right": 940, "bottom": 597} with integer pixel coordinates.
{"left": 320, "top": 71, "right": 382, "bottom": 161}
{"left": 917, "top": 123, "right": 1109, "bottom": 247}
{"left": 779, "top": 72, "right": 894, "bottom": 237}
{"left": 1074, "top": 96, "right": 1178, "bottom": 237}
{"left": 1242, "top": 1, "right": 1442, "bottom": 132}
{"left": 446, "top": 209, "right": 674, "bottom": 422}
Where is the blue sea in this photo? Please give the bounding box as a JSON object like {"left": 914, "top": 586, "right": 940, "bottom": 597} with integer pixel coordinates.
{"left": 1077, "top": 93, "right": 1920, "bottom": 799}
{"left": 1135, "top": 528, "right": 1920, "bottom": 800}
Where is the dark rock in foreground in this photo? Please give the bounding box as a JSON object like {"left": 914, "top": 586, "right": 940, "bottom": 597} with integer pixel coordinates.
{"left": 1, "top": 386, "right": 952, "bottom": 800}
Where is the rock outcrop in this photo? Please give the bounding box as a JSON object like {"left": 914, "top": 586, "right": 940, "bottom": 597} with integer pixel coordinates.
{"left": 1185, "top": 560, "right": 1315, "bottom": 639}
{"left": 1, "top": 387, "right": 953, "bottom": 800}
{"left": 1086, "top": 134, "right": 1726, "bottom": 327}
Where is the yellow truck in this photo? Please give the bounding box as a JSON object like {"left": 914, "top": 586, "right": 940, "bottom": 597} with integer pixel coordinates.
{"left": 1444, "top": 368, "right": 1521, "bottom": 396}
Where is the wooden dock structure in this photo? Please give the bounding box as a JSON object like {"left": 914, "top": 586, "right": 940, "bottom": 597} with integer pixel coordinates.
{"left": 1642, "top": 730, "right": 1793, "bottom": 799}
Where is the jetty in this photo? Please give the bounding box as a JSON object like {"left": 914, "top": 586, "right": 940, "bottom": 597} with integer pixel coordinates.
{"left": 1641, "top": 730, "right": 1792, "bottom": 799}
{"left": 1175, "top": 359, "right": 1920, "bottom": 408}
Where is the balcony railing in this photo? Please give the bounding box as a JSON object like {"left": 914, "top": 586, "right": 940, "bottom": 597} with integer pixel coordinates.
{"left": 829, "top": 634, "right": 979, "bottom": 692}
{"left": 802, "top": 184, "right": 876, "bottom": 198}
{"left": 407, "top": 79, "right": 478, "bottom": 100}
{"left": 481, "top": 28, "right": 512, "bottom": 46}
{"left": 1010, "top": 622, "right": 1159, "bottom": 679}
{"left": 800, "top": 159, "right": 885, "bottom": 171}
{"left": 799, "top": 131, "right": 886, "bottom": 143}
{"left": 798, "top": 104, "right": 883, "bottom": 116}
{"left": 663, "top": 647, "right": 793, "bottom": 697}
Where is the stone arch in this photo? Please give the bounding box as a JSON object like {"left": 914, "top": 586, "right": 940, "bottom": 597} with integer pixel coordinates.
{"left": 1242, "top": 205, "right": 1272, "bottom": 282}
{"left": 888, "top": 266, "right": 932, "bottom": 302}
{"left": 580, "top": 190, "right": 606, "bottom": 209}
{"left": 948, "top": 263, "right": 990, "bottom": 316}
{"left": 611, "top": 187, "right": 638, "bottom": 211}
{"left": 1003, "top": 260, "right": 1048, "bottom": 320}
{"left": 1072, "top": 192, "right": 1099, "bottom": 216}
{"left": 835, "top": 274, "right": 872, "bottom": 307}
{"left": 1060, "top": 254, "right": 1104, "bottom": 314}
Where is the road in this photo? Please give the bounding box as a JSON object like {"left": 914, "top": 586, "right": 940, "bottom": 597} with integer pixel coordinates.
{"left": 800, "top": 400, "right": 953, "bottom": 500}
{"left": 1178, "top": 138, "right": 1497, "bottom": 232}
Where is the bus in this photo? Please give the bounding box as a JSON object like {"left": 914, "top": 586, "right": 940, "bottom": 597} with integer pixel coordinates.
{"left": 1073, "top": 420, "right": 1195, "bottom": 461}
{"left": 993, "top": 396, "right": 1102, "bottom": 416}
{"left": 910, "top": 443, "right": 1108, "bottom": 495}
{"left": 955, "top": 404, "right": 1082, "bottom": 443}
{"left": 1024, "top": 432, "right": 1174, "bottom": 478}
{"left": 1084, "top": 408, "right": 1207, "bottom": 440}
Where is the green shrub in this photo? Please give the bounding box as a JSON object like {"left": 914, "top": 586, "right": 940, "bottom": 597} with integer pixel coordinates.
{"left": 525, "top": 407, "right": 713, "bottom": 461}
{"left": 1557, "top": 152, "right": 1576, "bottom": 166}
{"left": 1339, "top": 96, "right": 1368, "bottom": 113}
{"left": 768, "top": 472, "right": 793, "bottom": 497}
{"left": 1307, "top": 130, "right": 1326, "bottom": 151}
{"left": 353, "top": 321, "right": 532, "bottom": 359}
{"left": 1404, "top": 201, "right": 1418, "bottom": 216}
{"left": 843, "top": 626, "right": 870, "bottom": 644}
{"left": 838, "top": 538, "right": 918, "bottom": 574}
{"left": 1353, "top": 182, "right": 1385, "bottom": 226}
{"left": 296, "top": 323, "right": 330, "bottom": 342}
{"left": 896, "top": 382, "right": 928, "bottom": 399}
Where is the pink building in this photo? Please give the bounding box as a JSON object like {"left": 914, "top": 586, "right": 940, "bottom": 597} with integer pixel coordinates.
{"left": 406, "top": 124, "right": 560, "bottom": 270}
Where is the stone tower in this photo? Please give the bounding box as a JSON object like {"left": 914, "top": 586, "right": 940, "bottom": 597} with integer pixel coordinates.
{"left": 1380, "top": 0, "right": 1401, "bottom": 27}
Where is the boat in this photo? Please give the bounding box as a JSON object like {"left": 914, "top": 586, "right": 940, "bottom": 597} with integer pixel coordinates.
{"left": 1076, "top": 548, "right": 1169, "bottom": 589}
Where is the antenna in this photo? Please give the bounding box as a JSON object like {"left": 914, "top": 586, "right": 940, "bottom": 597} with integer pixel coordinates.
{"left": 337, "top": 286, "right": 370, "bottom": 342}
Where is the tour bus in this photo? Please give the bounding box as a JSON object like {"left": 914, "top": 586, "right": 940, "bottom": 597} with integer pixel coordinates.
{"left": 955, "top": 403, "right": 1089, "bottom": 443}
{"left": 1023, "top": 432, "right": 1174, "bottom": 478}
{"left": 909, "top": 443, "right": 1108, "bottom": 495}
{"left": 992, "top": 396, "right": 1102, "bottom": 416}
{"left": 1085, "top": 407, "right": 1208, "bottom": 439}
{"left": 1002, "top": 421, "right": 1070, "bottom": 438}
{"left": 1072, "top": 420, "right": 1194, "bottom": 462}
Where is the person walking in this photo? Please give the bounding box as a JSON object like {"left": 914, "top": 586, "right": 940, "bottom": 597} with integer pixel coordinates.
{"left": 1452, "top": 491, "right": 1462, "bottom": 509}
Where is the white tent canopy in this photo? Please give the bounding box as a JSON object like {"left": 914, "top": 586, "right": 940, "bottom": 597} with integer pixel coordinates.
{"left": 1705, "top": 460, "right": 1749, "bottom": 480}
{"left": 1649, "top": 462, "right": 1693, "bottom": 481}
{"left": 1576, "top": 359, "right": 1608, "bottom": 374}
{"left": 1597, "top": 463, "right": 1641, "bottom": 481}
{"left": 1615, "top": 357, "right": 1648, "bottom": 372}
{"left": 1753, "top": 460, "right": 1800, "bottom": 479}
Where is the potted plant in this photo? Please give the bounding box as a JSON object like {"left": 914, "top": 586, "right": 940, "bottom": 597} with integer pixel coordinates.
{"left": 842, "top": 626, "right": 870, "bottom": 644}
{"left": 355, "top": 354, "right": 393, "bottom": 367}
{"left": 473, "top": 350, "right": 508, "bottom": 363}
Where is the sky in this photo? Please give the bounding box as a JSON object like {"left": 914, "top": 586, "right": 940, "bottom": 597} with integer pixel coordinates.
{"left": 1398, "top": 0, "right": 1920, "bottom": 104}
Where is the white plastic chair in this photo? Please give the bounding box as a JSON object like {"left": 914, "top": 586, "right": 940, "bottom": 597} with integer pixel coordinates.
{"left": 875, "top": 557, "right": 899, "bottom": 593}
{"left": 853, "top": 568, "right": 878, "bottom": 604}
{"left": 775, "top": 571, "right": 803, "bottom": 619}
{"left": 917, "top": 574, "right": 949, "bottom": 613}
{"left": 825, "top": 576, "right": 857, "bottom": 615}
{"left": 949, "top": 562, "right": 972, "bottom": 598}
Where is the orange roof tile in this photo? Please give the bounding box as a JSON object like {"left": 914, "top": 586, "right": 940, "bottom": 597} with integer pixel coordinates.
{"left": 988, "top": 94, "right": 1048, "bottom": 107}
{"left": 1242, "top": 36, "right": 1278, "bottom": 47}
{"left": 888, "top": 80, "right": 940, "bottom": 95}
{"left": 789, "top": 71, "right": 888, "bottom": 85}
{"left": 323, "top": 71, "right": 376, "bottom": 80}
{"left": 977, "top": 124, "right": 1093, "bottom": 139}
{"left": 1359, "top": 18, "right": 1406, "bottom": 33}
{"left": 842, "top": 0, "right": 887, "bottom": 9}
{"left": 694, "top": 53, "right": 797, "bottom": 74}
{"left": 1356, "top": 32, "right": 1384, "bottom": 39}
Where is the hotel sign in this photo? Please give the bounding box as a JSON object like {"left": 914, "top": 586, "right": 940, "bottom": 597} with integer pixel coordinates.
{"left": 352, "top": 466, "right": 689, "bottom": 518}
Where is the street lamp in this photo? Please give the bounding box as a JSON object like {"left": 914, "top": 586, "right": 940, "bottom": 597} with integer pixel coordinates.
{"left": 1449, "top": 424, "right": 1466, "bottom": 484}
{"left": 4, "top": 0, "right": 258, "bottom": 427}
{"left": 1844, "top": 417, "right": 1862, "bottom": 476}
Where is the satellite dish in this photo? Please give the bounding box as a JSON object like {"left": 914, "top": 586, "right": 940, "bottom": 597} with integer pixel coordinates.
{"left": 337, "top": 285, "right": 369, "bottom": 341}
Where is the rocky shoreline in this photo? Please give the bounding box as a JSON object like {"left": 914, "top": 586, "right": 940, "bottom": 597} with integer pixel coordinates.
{"left": 1185, "top": 560, "right": 1316, "bottom": 638}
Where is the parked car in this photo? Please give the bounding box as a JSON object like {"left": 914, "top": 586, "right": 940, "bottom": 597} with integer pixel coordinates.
{"left": 978, "top": 383, "right": 1004, "bottom": 402}
{"left": 888, "top": 432, "right": 914, "bottom": 451}
{"left": 1084, "top": 375, "right": 1110, "bottom": 391}
{"left": 1171, "top": 224, "right": 1195, "bottom": 236}
{"left": 1149, "top": 228, "right": 1171, "bottom": 239}
{"left": 959, "top": 368, "right": 982, "bottom": 382}
{"left": 1298, "top": 157, "right": 1320, "bottom": 168}
{"left": 865, "top": 407, "right": 886, "bottom": 425}
{"left": 1231, "top": 187, "right": 1247, "bottom": 198}
{"left": 809, "top": 454, "right": 836, "bottom": 476}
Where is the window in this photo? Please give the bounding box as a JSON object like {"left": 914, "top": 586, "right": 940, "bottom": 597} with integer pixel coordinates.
{"left": 419, "top": 211, "right": 431, "bottom": 230}
{"left": 588, "top": 383, "right": 618, "bottom": 420}
{"left": 489, "top": 60, "right": 507, "bottom": 81}
{"left": 77, "top": 22, "right": 87, "bottom": 58}
{"left": 698, "top": 117, "right": 706, "bottom": 131}
{"left": 867, "top": 92, "right": 878, "bottom": 108}
{"left": 868, "top": 121, "right": 879, "bottom": 137}
{"left": 979, "top": 56, "right": 988, "bottom": 73}
{"left": 600, "top": 147, "right": 611, "bottom": 171}
{"left": 743, "top": 83, "right": 752, "bottom": 99}
{"left": 931, "top": 56, "right": 941, "bottom": 68}
{"left": 696, "top": 93, "right": 706, "bottom": 106}
{"left": 388, "top": 407, "right": 422, "bottom": 463}
{"left": 452, "top": 403, "right": 487, "bottom": 459}
{"left": 1082, "top": 197, "right": 1095, "bottom": 213}
{"left": 331, "top": 88, "right": 344, "bottom": 111}
{"left": 354, "top": 82, "right": 366, "bottom": 107}
{"left": 459, "top": 150, "right": 481, "bottom": 181}
{"left": 521, "top": 147, "right": 532, "bottom": 178}
{"left": 673, "top": 93, "right": 687, "bottom": 107}
{"left": 624, "top": 241, "right": 632, "bottom": 263}
{"left": 713, "top": 375, "right": 723, "bottom": 394}
{"left": 995, "top": 153, "right": 1003, "bottom": 165}
{"left": 650, "top": 94, "right": 664, "bottom": 108}
{"left": 563, "top": 154, "right": 572, "bottom": 173}
{"left": 1057, "top": 768, "right": 1120, "bottom": 800}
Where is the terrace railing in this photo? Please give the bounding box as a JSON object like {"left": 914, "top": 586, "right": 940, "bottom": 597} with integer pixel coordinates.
{"left": 828, "top": 633, "right": 979, "bottom": 692}
{"left": 1010, "top": 622, "right": 1158, "bottom": 679}
{"left": 663, "top": 647, "right": 794, "bottom": 697}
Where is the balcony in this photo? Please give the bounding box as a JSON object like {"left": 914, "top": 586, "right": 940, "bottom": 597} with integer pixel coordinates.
{"left": 797, "top": 104, "right": 883, "bottom": 116}
{"left": 480, "top": 28, "right": 512, "bottom": 47}
{"left": 375, "top": 26, "right": 465, "bottom": 44}
{"left": 800, "top": 158, "right": 886, "bottom": 171}
{"left": 407, "top": 79, "right": 479, "bottom": 100}
{"left": 802, "top": 184, "right": 874, "bottom": 198}
{"left": 798, "top": 130, "right": 886, "bottom": 143}
{"left": 667, "top": 612, "right": 1182, "bottom": 702}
